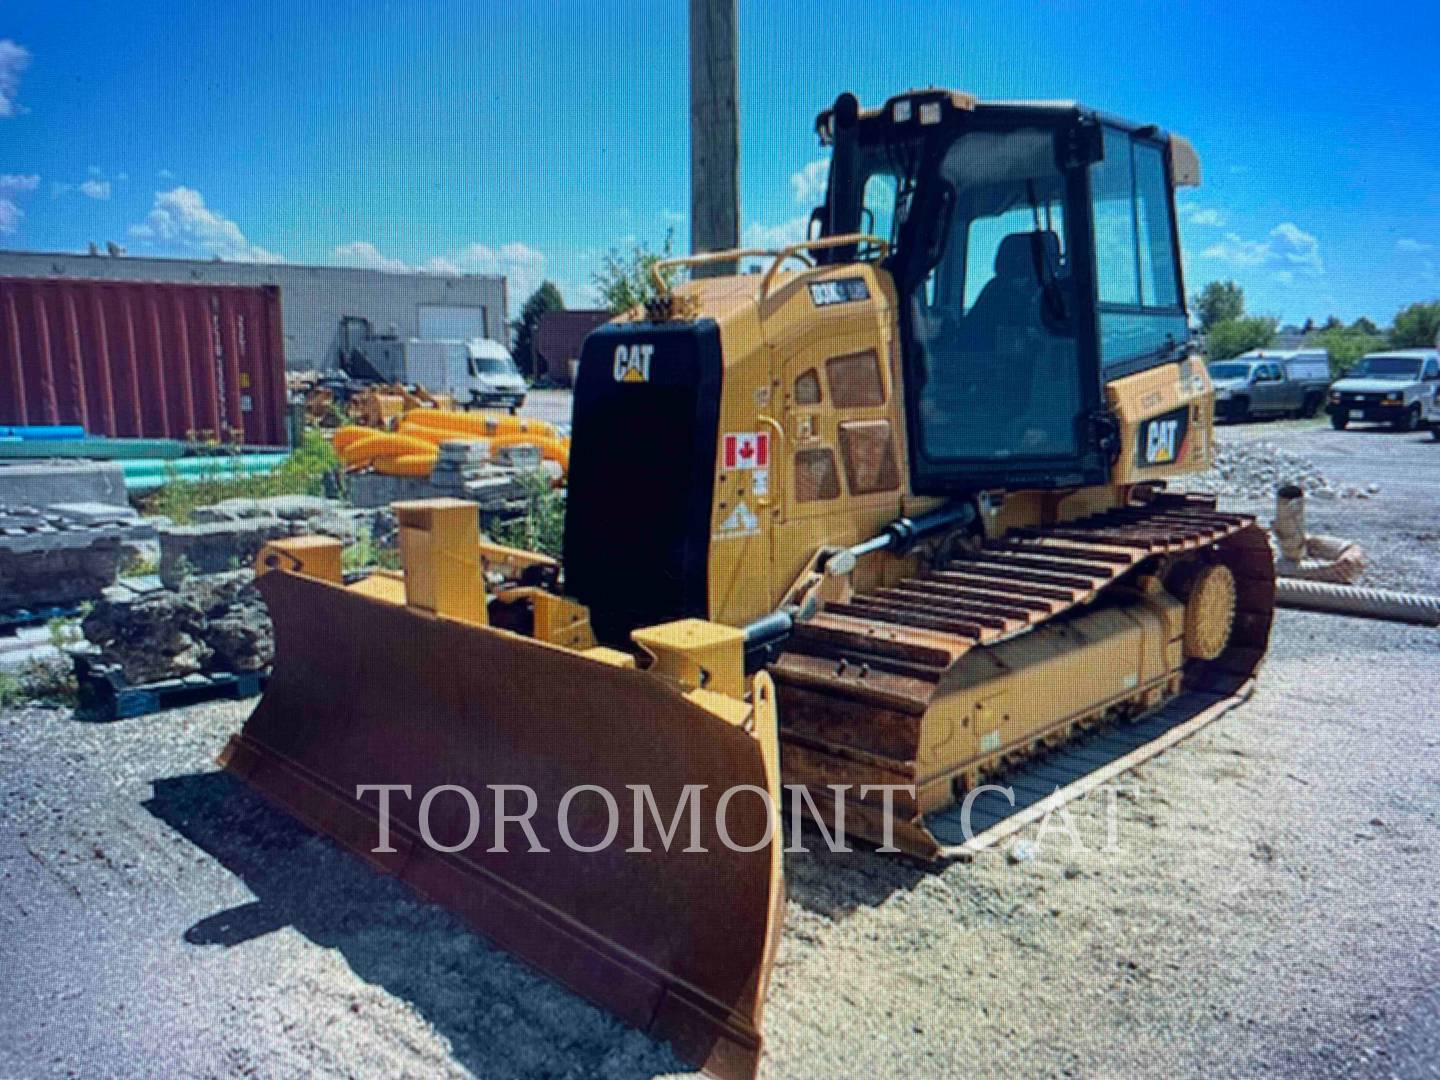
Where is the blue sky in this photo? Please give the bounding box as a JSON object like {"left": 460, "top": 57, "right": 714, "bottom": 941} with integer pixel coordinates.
{"left": 3, "top": 0, "right": 1438, "bottom": 323}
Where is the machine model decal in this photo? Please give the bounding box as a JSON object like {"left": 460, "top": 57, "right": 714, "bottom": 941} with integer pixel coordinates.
{"left": 1137, "top": 406, "right": 1190, "bottom": 466}
{"left": 612, "top": 342, "right": 654, "bottom": 383}
{"left": 723, "top": 432, "right": 769, "bottom": 470}
{"left": 808, "top": 278, "right": 870, "bottom": 307}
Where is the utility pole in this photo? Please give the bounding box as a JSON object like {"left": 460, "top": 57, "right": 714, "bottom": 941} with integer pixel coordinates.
{"left": 689, "top": 0, "right": 739, "bottom": 276}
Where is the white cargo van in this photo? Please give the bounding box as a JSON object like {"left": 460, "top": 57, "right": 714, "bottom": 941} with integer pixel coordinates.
{"left": 349, "top": 337, "right": 527, "bottom": 412}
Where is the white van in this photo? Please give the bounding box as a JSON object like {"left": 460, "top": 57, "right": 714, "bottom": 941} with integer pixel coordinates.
{"left": 1327, "top": 349, "right": 1440, "bottom": 432}
{"left": 352, "top": 337, "right": 527, "bottom": 412}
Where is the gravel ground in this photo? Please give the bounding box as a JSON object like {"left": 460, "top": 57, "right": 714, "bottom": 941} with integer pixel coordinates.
{"left": 2, "top": 418, "right": 1438, "bottom": 1080}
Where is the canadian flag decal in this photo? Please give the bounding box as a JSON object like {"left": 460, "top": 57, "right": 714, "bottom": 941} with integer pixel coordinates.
{"left": 723, "top": 432, "right": 769, "bottom": 470}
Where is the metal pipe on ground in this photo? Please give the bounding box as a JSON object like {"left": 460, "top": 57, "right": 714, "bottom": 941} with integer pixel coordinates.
{"left": 1276, "top": 579, "right": 1440, "bottom": 627}
{"left": 1273, "top": 483, "right": 1307, "bottom": 563}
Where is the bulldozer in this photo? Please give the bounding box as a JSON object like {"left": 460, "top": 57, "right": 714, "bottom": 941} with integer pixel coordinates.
{"left": 221, "top": 89, "right": 1274, "bottom": 1080}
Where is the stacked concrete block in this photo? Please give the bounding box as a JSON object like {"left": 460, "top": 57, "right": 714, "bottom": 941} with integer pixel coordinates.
{"left": 157, "top": 518, "right": 293, "bottom": 587}
{"left": 0, "top": 502, "right": 156, "bottom": 610}
{"left": 0, "top": 461, "right": 128, "bottom": 508}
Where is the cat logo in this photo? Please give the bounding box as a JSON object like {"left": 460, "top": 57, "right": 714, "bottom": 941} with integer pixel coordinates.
{"left": 1145, "top": 418, "right": 1179, "bottom": 463}
{"left": 613, "top": 343, "right": 654, "bottom": 383}
{"left": 1137, "top": 407, "right": 1188, "bottom": 468}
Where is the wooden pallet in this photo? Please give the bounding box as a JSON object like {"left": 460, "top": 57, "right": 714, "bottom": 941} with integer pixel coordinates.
{"left": 73, "top": 655, "right": 268, "bottom": 721}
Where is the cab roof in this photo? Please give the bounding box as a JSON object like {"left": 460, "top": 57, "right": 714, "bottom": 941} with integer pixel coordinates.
{"left": 815, "top": 88, "right": 1200, "bottom": 185}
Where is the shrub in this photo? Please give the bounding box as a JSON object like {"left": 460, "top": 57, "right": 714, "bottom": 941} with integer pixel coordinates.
{"left": 139, "top": 429, "right": 341, "bottom": 523}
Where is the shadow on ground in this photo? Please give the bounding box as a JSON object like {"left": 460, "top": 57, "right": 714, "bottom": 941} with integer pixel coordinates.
{"left": 781, "top": 836, "right": 929, "bottom": 919}
{"left": 144, "top": 770, "right": 684, "bottom": 1080}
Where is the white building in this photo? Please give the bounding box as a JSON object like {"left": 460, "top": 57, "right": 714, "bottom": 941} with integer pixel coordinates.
{"left": 0, "top": 249, "right": 509, "bottom": 372}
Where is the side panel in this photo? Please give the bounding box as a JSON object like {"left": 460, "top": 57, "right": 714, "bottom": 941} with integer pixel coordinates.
{"left": 0, "top": 276, "right": 288, "bottom": 445}
{"left": 1106, "top": 357, "right": 1214, "bottom": 486}
{"left": 758, "top": 265, "right": 933, "bottom": 609}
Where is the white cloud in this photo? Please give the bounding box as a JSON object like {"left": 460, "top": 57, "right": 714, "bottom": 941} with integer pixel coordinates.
{"left": 0, "top": 40, "right": 29, "bottom": 119}
{"left": 744, "top": 215, "right": 809, "bottom": 249}
{"left": 790, "top": 158, "right": 830, "bottom": 206}
{"left": 129, "top": 186, "right": 281, "bottom": 262}
{"left": 1200, "top": 222, "right": 1322, "bottom": 276}
{"left": 157, "top": 169, "right": 176, "bottom": 181}
{"left": 331, "top": 240, "right": 410, "bottom": 274}
{"left": 1269, "top": 223, "right": 1323, "bottom": 274}
{"left": 1397, "top": 238, "right": 1433, "bottom": 254}
{"left": 79, "top": 178, "right": 111, "bottom": 200}
{"left": 442, "top": 242, "right": 547, "bottom": 298}
{"left": 330, "top": 239, "right": 549, "bottom": 298}
{"left": 0, "top": 172, "right": 39, "bottom": 235}
{"left": 1180, "top": 203, "right": 1225, "bottom": 228}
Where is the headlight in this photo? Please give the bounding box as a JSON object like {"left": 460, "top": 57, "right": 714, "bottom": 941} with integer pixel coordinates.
{"left": 1329, "top": 391, "right": 1341, "bottom": 402}
{"left": 1386, "top": 391, "right": 1403, "bottom": 402}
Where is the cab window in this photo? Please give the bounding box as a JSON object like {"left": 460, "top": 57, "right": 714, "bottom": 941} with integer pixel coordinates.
{"left": 1091, "top": 127, "right": 1187, "bottom": 371}
{"left": 861, "top": 171, "right": 899, "bottom": 245}
{"left": 904, "top": 126, "right": 1081, "bottom": 463}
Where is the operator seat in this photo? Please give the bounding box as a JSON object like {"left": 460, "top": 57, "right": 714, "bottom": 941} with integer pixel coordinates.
{"left": 960, "top": 230, "right": 1062, "bottom": 349}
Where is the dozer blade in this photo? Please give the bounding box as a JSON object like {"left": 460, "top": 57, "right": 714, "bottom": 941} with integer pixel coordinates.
{"left": 221, "top": 570, "right": 784, "bottom": 1080}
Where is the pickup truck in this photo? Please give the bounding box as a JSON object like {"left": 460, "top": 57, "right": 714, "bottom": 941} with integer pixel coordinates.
{"left": 1327, "top": 349, "right": 1440, "bottom": 432}
{"left": 1207, "top": 349, "right": 1331, "bottom": 422}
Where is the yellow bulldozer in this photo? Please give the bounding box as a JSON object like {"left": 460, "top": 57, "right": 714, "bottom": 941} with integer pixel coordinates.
{"left": 223, "top": 89, "right": 1274, "bottom": 1080}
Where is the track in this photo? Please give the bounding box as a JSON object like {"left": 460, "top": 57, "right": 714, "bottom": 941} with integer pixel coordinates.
{"left": 770, "top": 492, "right": 1276, "bottom": 857}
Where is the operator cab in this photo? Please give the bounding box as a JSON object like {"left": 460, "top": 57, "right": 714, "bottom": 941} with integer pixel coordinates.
{"left": 813, "top": 89, "right": 1198, "bottom": 494}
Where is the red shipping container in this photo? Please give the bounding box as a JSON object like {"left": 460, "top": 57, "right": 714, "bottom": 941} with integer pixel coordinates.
{"left": 0, "top": 277, "right": 288, "bottom": 446}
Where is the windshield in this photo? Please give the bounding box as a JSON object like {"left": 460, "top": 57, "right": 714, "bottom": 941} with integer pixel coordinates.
{"left": 1208, "top": 363, "right": 1251, "bottom": 379}
{"left": 470, "top": 354, "right": 517, "bottom": 376}
{"left": 1352, "top": 356, "right": 1421, "bottom": 378}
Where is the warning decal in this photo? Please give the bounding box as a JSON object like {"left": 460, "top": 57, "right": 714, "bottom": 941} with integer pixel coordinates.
{"left": 715, "top": 501, "right": 760, "bottom": 539}
{"left": 723, "top": 432, "right": 769, "bottom": 471}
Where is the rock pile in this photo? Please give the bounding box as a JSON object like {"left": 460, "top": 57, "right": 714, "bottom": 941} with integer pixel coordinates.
{"left": 1185, "top": 440, "right": 1372, "bottom": 501}
{"left": 81, "top": 571, "right": 273, "bottom": 685}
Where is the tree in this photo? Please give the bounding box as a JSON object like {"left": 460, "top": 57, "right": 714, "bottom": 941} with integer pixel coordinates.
{"left": 593, "top": 229, "right": 675, "bottom": 314}
{"left": 509, "top": 282, "right": 565, "bottom": 378}
{"left": 1192, "top": 281, "right": 1244, "bottom": 331}
{"left": 1205, "top": 316, "right": 1277, "bottom": 360}
{"left": 1349, "top": 316, "right": 1380, "bottom": 336}
{"left": 1389, "top": 300, "right": 1440, "bottom": 348}
{"left": 1312, "top": 326, "right": 1387, "bottom": 376}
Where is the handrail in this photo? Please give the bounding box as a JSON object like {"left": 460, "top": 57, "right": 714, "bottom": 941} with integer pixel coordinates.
{"left": 757, "top": 234, "right": 889, "bottom": 299}
{"left": 649, "top": 232, "right": 890, "bottom": 301}
{"left": 650, "top": 248, "right": 796, "bottom": 295}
